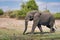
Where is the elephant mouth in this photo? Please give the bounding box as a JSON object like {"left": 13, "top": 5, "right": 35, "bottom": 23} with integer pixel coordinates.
{"left": 29, "top": 18, "right": 33, "bottom": 21}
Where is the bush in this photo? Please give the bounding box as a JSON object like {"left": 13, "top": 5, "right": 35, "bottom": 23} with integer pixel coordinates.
{"left": 0, "top": 9, "right": 4, "bottom": 15}
{"left": 9, "top": 0, "right": 38, "bottom": 19}
{"left": 16, "top": 10, "right": 26, "bottom": 19}
{"left": 9, "top": 13, "right": 16, "bottom": 18}
{"left": 9, "top": 10, "right": 26, "bottom": 19}
{"left": 54, "top": 13, "right": 60, "bottom": 19}
{"left": 9, "top": 10, "right": 17, "bottom": 18}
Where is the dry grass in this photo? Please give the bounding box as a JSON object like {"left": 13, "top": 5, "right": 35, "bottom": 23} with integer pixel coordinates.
{"left": 0, "top": 18, "right": 60, "bottom": 40}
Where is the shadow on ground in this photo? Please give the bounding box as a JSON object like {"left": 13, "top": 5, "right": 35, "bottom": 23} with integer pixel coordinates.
{"left": 26, "top": 32, "right": 50, "bottom": 34}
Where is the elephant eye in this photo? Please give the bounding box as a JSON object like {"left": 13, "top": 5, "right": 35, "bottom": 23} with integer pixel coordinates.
{"left": 30, "top": 16, "right": 32, "bottom": 18}
{"left": 29, "top": 16, "right": 33, "bottom": 19}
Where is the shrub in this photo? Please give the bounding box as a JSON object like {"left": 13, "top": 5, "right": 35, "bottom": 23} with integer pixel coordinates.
{"left": 54, "top": 13, "right": 60, "bottom": 19}
{"left": 9, "top": 10, "right": 17, "bottom": 18}
{"left": 9, "top": 13, "right": 16, "bottom": 18}
{"left": 16, "top": 10, "right": 26, "bottom": 19}
{"left": 9, "top": 0, "right": 38, "bottom": 19}
{"left": 0, "top": 9, "right": 4, "bottom": 15}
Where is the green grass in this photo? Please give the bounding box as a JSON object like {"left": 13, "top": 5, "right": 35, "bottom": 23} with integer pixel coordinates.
{"left": 0, "top": 29, "right": 60, "bottom": 40}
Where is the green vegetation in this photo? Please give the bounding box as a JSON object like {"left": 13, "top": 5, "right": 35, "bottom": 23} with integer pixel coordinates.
{"left": 8, "top": 0, "right": 38, "bottom": 19}
{"left": 0, "top": 9, "right": 4, "bottom": 15}
{"left": 43, "top": 10, "right": 50, "bottom": 13}
{"left": 26, "top": 0, "right": 38, "bottom": 10}
{"left": 9, "top": 10, "right": 18, "bottom": 18}
{"left": 54, "top": 12, "right": 60, "bottom": 19}
{"left": 0, "top": 29, "right": 60, "bottom": 40}
{"left": 0, "top": 0, "right": 60, "bottom": 19}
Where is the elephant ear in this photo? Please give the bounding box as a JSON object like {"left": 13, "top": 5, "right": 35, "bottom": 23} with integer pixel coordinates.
{"left": 34, "top": 13, "right": 41, "bottom": 18}
{"left": 33, "top": 13, "right": 41, "bottom": 25}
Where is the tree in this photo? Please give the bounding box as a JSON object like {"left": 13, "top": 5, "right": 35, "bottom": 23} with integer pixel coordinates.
{"left": 26, "top": 0, "right": 38, "bottom": 10}
{"left": 0, "top": 9, "right": 4, "bottom": 15}
{"left": 9, "top": 0, "right": 38, "bottom": 19}
{"left": 20, "top": 0, "right": 38, "bottom": 16}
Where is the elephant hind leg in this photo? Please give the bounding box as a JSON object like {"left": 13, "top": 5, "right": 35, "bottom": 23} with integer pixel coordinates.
{"left": 50, "top": 27, "right": 55, "bottom": 33}
{"left": 51, "top": 28, "right": 55, "bottom": 32}
{"left": 46, "top": 25, "right": 55, "bottom": 33}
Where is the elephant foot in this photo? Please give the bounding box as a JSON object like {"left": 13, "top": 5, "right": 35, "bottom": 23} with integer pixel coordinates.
{"left": 23, "top": 33, "right": 26, "bottom": 35}
{"left": 50, "top": 29, "right": 55, "bottom": 33}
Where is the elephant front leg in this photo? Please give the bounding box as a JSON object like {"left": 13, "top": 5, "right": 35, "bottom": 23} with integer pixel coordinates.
{"left": 30, "top": 23, "right": 37, "bottom": 34}
{"left": 30, "top": 13, "right": 40, "bottom": 34}
{"left": 30, "top": 18, "right": 39, "bottom": 34}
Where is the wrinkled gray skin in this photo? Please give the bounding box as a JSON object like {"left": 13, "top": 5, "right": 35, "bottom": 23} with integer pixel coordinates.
{"left": 23, "top": 10, "right": 55, "bottom": 35}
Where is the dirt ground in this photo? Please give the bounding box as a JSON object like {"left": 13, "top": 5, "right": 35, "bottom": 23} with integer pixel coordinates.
{"left": 0, "top": 18, "right": 60, "bottom": 33}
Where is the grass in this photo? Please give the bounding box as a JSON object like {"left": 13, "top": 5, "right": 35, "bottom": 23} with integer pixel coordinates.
{"left": 0, "top": 28, "right": 60, "bottom": 40}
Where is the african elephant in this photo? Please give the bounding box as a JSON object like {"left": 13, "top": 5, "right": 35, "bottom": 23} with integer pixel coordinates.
{"left": 23, "top": 10, "right": 55, "bottom": 35}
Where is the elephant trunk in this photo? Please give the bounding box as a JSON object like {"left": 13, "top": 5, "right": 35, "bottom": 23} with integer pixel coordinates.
{"left": 23, "top": 20, "right": 28, "bottom": 35}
